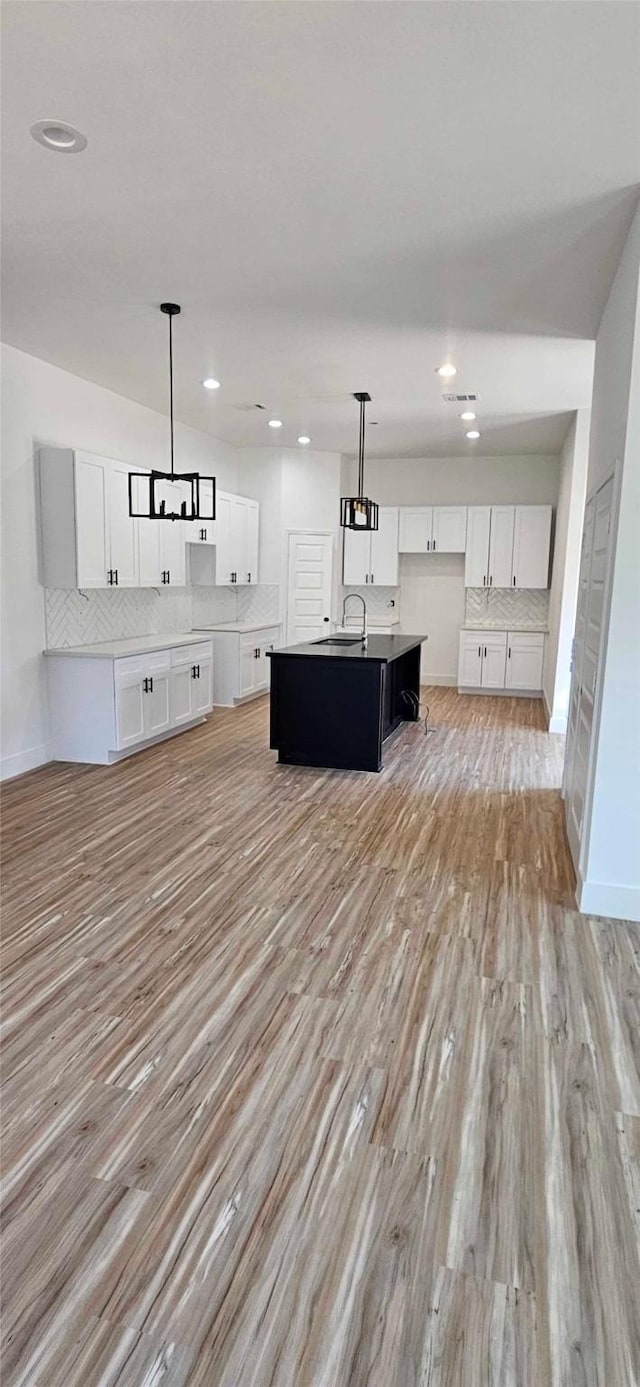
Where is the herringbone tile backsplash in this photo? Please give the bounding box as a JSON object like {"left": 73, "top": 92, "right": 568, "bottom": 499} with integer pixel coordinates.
{"left": 45, "top": 584, "right": 281, "bottom": 648}
{"left": 465, "top": 587, "right": 549, "bottom": 628}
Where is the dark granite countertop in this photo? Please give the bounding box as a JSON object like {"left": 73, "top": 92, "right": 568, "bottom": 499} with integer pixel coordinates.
{"left": 267, "top": 633, "right": 427, "bottom": 664}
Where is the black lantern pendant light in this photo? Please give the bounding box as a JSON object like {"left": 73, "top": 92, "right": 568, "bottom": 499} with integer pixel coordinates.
{"left": 128, "top": 303, "right": 216, "bottom": 523}
{"left": 340, "top": 391, "right": 379, "bottom": 531}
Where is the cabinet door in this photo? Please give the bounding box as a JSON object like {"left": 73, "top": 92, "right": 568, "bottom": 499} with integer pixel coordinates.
{"left": 464, "top": 507, "right": 491, "bottom": 587}
{"left": 159, "top": 517, "right": 186, "bottom": 587}
{"left": 481, "top": 635, "right": 507, "bottom": 689}
{"left": 133, "top": 472, "right": 162, "bottom": 586}
{"left": 343, "top": 527, "right": 371, "bottom": 586}
{"left": 230, "top": 497, "right": 249, "bottom": 584}
{"left": 505, "top": 637, "right": 544, "bottom": 690}
{"left": 115, "top": 674, "right": 145, "bottom": 748}
{"left": 108, "top": 461, "right": 139, "bottom": 587}
{"left": 488, "top": 507, "right": 515, "bottom": 589}
{"left": 245, "top": 500, "right": 259, "bottom": 584}
{"left": 144, "top": 672, "right": 171, "bottom": 736}
{"left": 192, "top": 658, "right": 213, "bottom": 714}
{"left": 432, "top": 506, "right": 467, "bottom": 553}
{"left": 370, "top": 507, "right": 399, "bottom": 585}
{"left": 74, "top": 453, "right": 109, "bottom": 587}
{"left": 170, "top": 665, "right": 194, "bottom": 725}
{"left": 511, "top": 506, "right": 552, "bottom": 589}
{"left": 215, "top": 492, "right": 234, "bottom": 584}
{"left": 239, "top": 638, "right": 258, "bottom": 696}
{"left": 458, "top": 634, "right": 483, "bottom": 687}
{"left": 196, "top": 478, "right": 215, "bottom": 544}
{"left": 398, "top": 507, "right": 433, "bottom": 553}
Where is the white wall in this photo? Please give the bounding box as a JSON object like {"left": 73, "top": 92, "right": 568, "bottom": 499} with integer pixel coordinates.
{"left": 542, "top": 410, "right": 590, "bottom": 732}
{"left": 0, "top": 342, "right": 237, "bottom": 778}
{"left": 577, "top": 203, "right": 640, "bottom": 921}
{"left": 341, "top": 452, "right": 560, "bottom": 682}
{"left": 341, "top": 453, "right": 560, "bottom": 507}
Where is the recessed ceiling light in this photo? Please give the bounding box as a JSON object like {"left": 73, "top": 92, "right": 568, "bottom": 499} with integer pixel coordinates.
{"left": 30, "top": 119, "right": 87, "bottom": 153}
{"left": 436, "top": 363, "right": 457, "bottom": 378}
{"left": 202, "top": 377, "right": 220, "bottom": 390}
{"left": 466, "top": 430, "right": 480, "bottom": 440}
{"left": 268, "top": 419, "right": 282, "bottom": 429}
{"left": 297, "top": 435, "right": 311, "bottom": 445}
{"left": 460, "top": 411, "right": 476, "bottom": 422}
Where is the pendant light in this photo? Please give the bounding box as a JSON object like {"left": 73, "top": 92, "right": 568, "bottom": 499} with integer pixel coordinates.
{"left": 128, "top": 303, "right": 216, "bottom": 522}
{"left": 340, "top": 392, "right": 379, "bottom": 531}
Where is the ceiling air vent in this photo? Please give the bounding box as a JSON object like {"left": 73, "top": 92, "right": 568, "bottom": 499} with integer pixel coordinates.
{"left": 442, "top": 392, "right": 479, "bottom": 403}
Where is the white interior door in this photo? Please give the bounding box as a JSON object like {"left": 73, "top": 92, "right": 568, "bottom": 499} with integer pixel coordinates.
{"left": 287, "top": 531, "right": 333, "bottom": 644}
{"left": 564, "top": 478, "right": 614, "bottom": 871}
{"left": 370, "top": 507, "right": 399, "bottom": 585}
{"left": 488, "top": 506, "right": 515, "bottom": 589}
{"left": 464, "top": 507, "right": 491, "bottom": 587}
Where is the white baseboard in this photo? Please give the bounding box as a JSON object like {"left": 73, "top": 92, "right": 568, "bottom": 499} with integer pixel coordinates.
{"left": 577, "top": 871, "right": 640, "bottom": 924}
{"left": 457, "top": 687, "right": 543, "bottom": 699}
{"left": 421, "top": 674, "right": 457, "bottom": 687}
{"left": 0, "top": 742, "right": 53, "bottom": 781}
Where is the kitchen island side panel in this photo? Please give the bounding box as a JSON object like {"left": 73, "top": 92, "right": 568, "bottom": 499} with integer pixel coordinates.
{"left": 270, "top": 655, "right": 385, "bottom": 772}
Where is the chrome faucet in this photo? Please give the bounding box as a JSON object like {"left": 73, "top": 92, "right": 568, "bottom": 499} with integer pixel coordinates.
{"left": 342, "top": 592, "right": 367, "bottom": 646}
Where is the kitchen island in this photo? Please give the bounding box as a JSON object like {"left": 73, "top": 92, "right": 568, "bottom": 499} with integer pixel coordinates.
{"left": 267, "top": 633, "right": 426, "bottom": 772}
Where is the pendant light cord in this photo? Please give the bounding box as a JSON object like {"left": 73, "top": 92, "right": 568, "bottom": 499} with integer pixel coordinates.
{"left": 358, "top": 395, "right": 365, "bottom": 496}
{"left": 168, "top": 310, "right": 175, "bottom": 480}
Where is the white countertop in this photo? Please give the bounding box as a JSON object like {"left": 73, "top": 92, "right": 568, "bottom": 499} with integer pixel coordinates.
{"left": 462, "top": 623, "right": 548, "bottom": 633}
{"left": 193, "top": 621, "right": 281, "bottom": 634}
{"left": 45, "top": 632, "right": 212, "bottom": 660}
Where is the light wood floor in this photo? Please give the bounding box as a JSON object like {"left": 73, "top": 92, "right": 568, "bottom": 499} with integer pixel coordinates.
{"left": 1, "top": 688, "right": 639, "bottom": 1386}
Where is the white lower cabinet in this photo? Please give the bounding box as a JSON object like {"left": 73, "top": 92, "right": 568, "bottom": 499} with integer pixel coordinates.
{"left": 458, "top": 629, "right": 544, "bottom": 693}
{"left": 47, "top": 639, "right": 214, "bottom": 764}
{"left": 504, "top": 632, "right": 545, "bottom": 690}
{"left": 198, "top": 626, "right": 281, "bottom": 705}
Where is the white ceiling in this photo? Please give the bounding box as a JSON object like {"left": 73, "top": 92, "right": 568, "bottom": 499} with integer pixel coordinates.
{"left": 2, "top": 2, "right": 639, "bottom": 458}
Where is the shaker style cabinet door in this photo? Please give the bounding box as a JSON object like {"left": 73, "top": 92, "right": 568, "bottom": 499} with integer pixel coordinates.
{"left": 343, "top": 526, "right": 371, "bottom": 586}
{"left": 487, "top": 507, "right": 515, "bottom": 589}
{"left": 74, "top": 453, "right": 110, "bottom": 587}
{"left": 370, "top": 508, "right": 399, "bottom": 585}
{"left": 511, "top": 506, "right": 552, "bottom": 589}
{"left": 431, "top": 506, "right": 467, "bottom": 553}
{"left": 108, "top": 461, "right": 139, "bottom": 587}
{"left": 464, "top": 507, "right": 491, "bottom": 587}
{"left": 458, "top": 633, "right": 483, "bottom": 687}
{"left": 398, "top": 508, "right": 433, "bottom": 553}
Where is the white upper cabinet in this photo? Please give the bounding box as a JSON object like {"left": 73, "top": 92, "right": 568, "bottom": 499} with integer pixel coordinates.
{"left": 464, "top": 507, "right": 492, "bottom": 587}
{"left": 74, "top": 452, "right": 109, "bottom": 588}
{"left": 370, "top": 507, "right": 399, "bottom": 585}
{"left": 342, "top": 526, "right": 371, "bottom": 585}
{"left": 463, "top": 504, "right": 552, "bottom": 590}
{"left": 245, "top": 499, "right": 259, "bottom": 584}
{"left": 398, "top": 507, "right": 432, "bottom": 553}
{"left": 488, "top": 506, "right": 515, "bottom": 589}
{"left": 431, "top": 506, "right": 467, "bottom": 553}
{"left": 108, "top": 460, "right": 139, "bottom": 586}
{"left": 399, "top": 506, "right": 466, "bottom": 553}
{"left": 511, "top": 505, "right": 552, "bottom": 589}
{"left": 343, "top": 508, "right": 399, "bottom": 586}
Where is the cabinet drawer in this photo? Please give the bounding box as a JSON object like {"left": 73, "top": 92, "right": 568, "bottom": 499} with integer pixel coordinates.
{"left": 507, "top": 631, "right": 545, "bottom": 648}
{"left": 170, "top": 641, "right": 213, "bottom": 667}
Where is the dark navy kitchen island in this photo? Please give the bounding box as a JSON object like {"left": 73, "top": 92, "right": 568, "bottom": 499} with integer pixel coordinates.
{"left": 267, "top": 633, "right": 426, "bottom": 772}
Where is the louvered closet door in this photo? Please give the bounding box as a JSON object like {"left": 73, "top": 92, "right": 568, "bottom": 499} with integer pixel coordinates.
{"left": 564, "top": 477, "right": 614, "bottom": 872}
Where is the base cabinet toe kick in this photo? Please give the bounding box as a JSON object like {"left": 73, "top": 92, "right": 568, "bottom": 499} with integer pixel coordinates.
{"left": 268, "top": 634, "right": 426, "bottom": 773}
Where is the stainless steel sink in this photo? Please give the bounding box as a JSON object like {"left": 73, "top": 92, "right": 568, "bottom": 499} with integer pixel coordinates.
{"left": 313, "top": 636, "right": 363, "bottom": 647}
